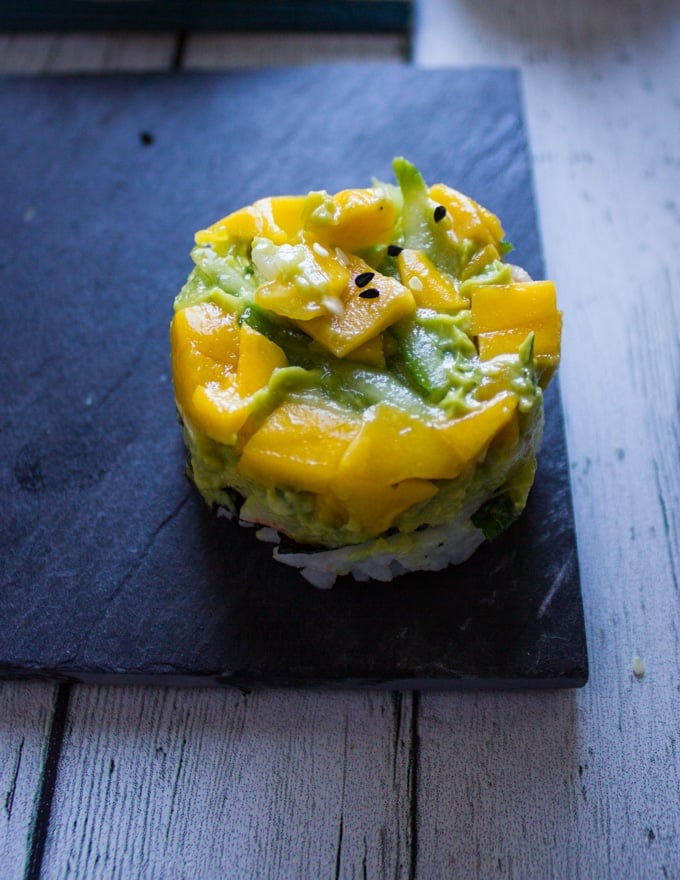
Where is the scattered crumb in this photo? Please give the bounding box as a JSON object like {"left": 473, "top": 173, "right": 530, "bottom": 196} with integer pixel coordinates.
{"left": 24, "top": 206, "right": 36, "bottom": 222}
{"left": 632, "top": 655, "right": 645, "bottom": 679}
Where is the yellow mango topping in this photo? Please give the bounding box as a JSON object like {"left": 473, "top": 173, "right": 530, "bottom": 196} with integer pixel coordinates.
{"left": 469, "top": 281, "right": 562, "bottom": 385}
{"left": 469, "top": 281, "right": 558, "bottom": 334}
{"left": 252, "top": 238, "right": 350, "bottom": 320}
{"left": 171, "top": 304, "right": 290, "bottom": 445}
{"left": 299, "top": 255, "right": 416, "bottom": 357}
{"left": 336, "top": 393, "right": 519, "bottom": 491}
{"left": 254, "top": 279, "right": 328, "bottom": 321}
{"left": 191, "top": 382, "right": 255, "bottom": 445}
{"left": 306, "top": 188, "right": 396, "bottom": 252}
{"left": 237, "top": 399, "right": 361, "bottom": 494}
{"left": 397, "top": 248, "right": 469, "bottom": 310}
{"left": 170, "top": 302, "right": 240, "bottom": 422}
{"left": 429, "top": 183, "right": 504, "bottom": 245}
{"left": 436, "top": 392, "right": 519, "bottom": 465}
{"left": 195, "top": 195, "right": 307, "bottom": 246}
{"left": 328, "top": 477, "right": 438, "bottom": 537}
{"left": 459, "top": 243, "right": 501, "bottom": 282}
{"left": 476, "top": 314, "right": 563, "bottom": 361}
{"left": 337, "top": 404, "right": 464, "bottom": 486}
{"left": 236, "top": 323, "right": 288, "bottom": 397}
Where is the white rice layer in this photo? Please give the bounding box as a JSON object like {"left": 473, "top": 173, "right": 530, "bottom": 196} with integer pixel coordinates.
{"left": 256, "top": 513, "right": 486, "bottom": 589}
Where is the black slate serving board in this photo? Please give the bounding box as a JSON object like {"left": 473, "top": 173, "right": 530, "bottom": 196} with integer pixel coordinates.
{"left": 0, "top": 66, "right": 587, "bottom": 689}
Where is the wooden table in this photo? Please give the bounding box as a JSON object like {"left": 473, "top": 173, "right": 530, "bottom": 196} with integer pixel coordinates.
{"left": 1, "top": 3, "right": 679, "bottom": 877}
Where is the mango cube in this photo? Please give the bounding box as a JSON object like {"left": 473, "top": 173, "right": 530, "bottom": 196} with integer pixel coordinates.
{"left": 299, "top": 255, "right": 416, "bottom": 357}
{"left": 397, "top": 248, "right": 469, "bottom": 310}
{"left": 306, "top": 187, "right": 396, "bottom": 252}
{"left": 237, "top": 399, "right": 361, "bottom": 494}
{"left": 328, "top": 477, "right": 438, "bottom": 536}
{"left": 470, "top": 281, "right": 558, "bottom": 334}
{"left": 170, "top": 302, "right": 240, "bottom": 421}
{"left": 476, "top": 313, "right": 563, "bottom": 361}
{"left": 195, "top": 195, "right": 307, "bottom": 246}
{"left": 236, "top": 323, "right": 288, "bottom": 397}
{"left": 429, "top": 183, "right": 504, "bottom": 245}
{"left": 191, "top": 381, "right": 255, "bottom": 445}
{"left": 436, "top": 392, "right": 519, "bottom": 465}
{"left": 459, "top": 244, "right": 501, "bottom": 282}
{"left": 336, "top": 404, "right": 465, "bottom": 486}
{"left": 253, "top": 238, "right": 350, "bottom": 320}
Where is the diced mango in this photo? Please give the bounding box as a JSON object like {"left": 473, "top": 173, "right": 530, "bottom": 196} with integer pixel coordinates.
{"left": 253, "top": 238, "right": 351, "bottom": 321}
{"left": 191, "top": 381, "right": 254, "bottom": 444}
{"left": 476, "top": 313, "right": 563, "bottom": 361}
{"left": 254, "top": 279, "right": 328, "bottom": 321}
{"left": 299, "top": 255, "right": 416, "bottom": 357}
{"left": 327, "top": 477, "right": 438, "bottom": 536}
{"left": 397, "top": 248, "right": 469, "bottom": 310}
{"left": 195, "top": 195, "right": 307, "bottom": 246}
{"left": 237, "top": 399, "right": 361, "bottom": 494}
{"left": 170, "top": 302, "right": 240, "bottom": 421}
{"left": 306, "top": 188, "right": 396, "bottom": 251}
{"left": 429, "top": 183, "right": 504, "bottom": 245}
{"left": 436, "top": 392, "right": 519, "bottom": 465}
{"left": 459, "top": 244, "right": 501, "bottom": 282}
{"left": 470, "top": 281, "right": 558, "bottom": 335}
{"left": 335, "top": 404, "right": 465, "bottom": 486}
{"left": 535, "top": 357, "right": 560, "bottom": 388}
{"left": 236, "top": 323, "right": 288, "bottom": 397}
{"left": 171, "top": 304, "right": 288, "bottom": 445}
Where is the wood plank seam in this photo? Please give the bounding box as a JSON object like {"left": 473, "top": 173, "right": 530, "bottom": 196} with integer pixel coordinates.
{"left": 23, "top": 685, "right": 71, "bottom": 880}
{"left": 173, "top": 30, "right": 187, "bottom": 70}
{"left": 408, "top": 691, "right": 419, "bottom": 880}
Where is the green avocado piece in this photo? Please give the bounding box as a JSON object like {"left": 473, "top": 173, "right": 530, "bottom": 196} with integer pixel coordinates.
{"left": 393, "top": 157, "right": 469, "bottom": 278}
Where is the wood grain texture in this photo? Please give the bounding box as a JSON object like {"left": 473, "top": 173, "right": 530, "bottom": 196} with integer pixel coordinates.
{"left": 40, "top": 686, "right": 415, "bottom": 879}
{"left": 415, "top": 1, "right": 680, "bottom": 877}
{"left": 0, "top": 33, "right": 177, "bottom": 73}
{"left": 183, "top": 31, "right": 408, "bottom": 68}
{"left": 0, "top": 683, "right": 57, "bottom": 880}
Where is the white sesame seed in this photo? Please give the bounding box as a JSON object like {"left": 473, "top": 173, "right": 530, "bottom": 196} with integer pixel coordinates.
{"left": 313, "top": 242, "right": 330, "bottom": 258}
{"left": 409, "top": 276, "right": 424, "bottom": 292}
{"left": 323, "top": 296, "right": 345, "bottom": 317}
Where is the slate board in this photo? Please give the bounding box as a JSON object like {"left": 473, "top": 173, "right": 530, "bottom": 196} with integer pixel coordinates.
{"left": 0, "top": 66, "right": 588, "bottom": 689}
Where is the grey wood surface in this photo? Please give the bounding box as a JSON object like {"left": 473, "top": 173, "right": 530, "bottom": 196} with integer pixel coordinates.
{"left": 1, "top": 4, "right": 679, "bottom": 878}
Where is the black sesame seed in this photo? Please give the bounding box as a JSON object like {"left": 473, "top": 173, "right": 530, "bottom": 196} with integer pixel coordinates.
{"left": 434, "top": 204, "right": 446, "bottom": 222}
{"left": 387, "top": 244, "right": 403, "bottom": 256}
{"left": 359, "top": 288, "right": 380, "bottom": 299}
{"left": 355, "top": 271, "right": 375, "bottom": 288}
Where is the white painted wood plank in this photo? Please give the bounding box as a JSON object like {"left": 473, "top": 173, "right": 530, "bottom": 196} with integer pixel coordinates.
{"left": 414, "top": 2, "right": 680, "bottom": 877}
{"left": 0, "top": 682, "right": 58, "bottom": 880}
{"left": 183, "top": 31, "right": 408, "bottom": 69}
{"left": 0, "top": 33, "right": 177, "bottom": 74}
{"left": 40, "top": 686, "right": 414, "bottom": 879}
